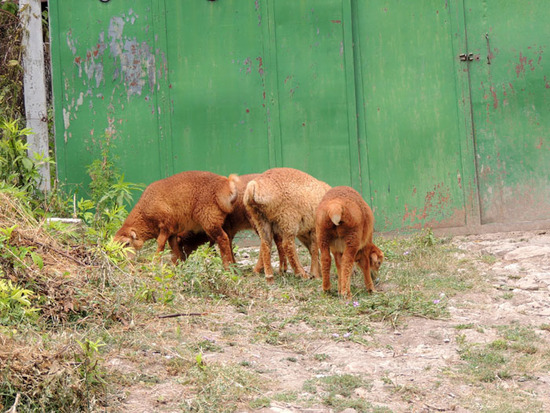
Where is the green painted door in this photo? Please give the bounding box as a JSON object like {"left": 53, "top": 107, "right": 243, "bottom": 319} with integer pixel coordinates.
{"left": 270, "top": 0, "right": 360, "bottom": 188}
{"left": 464, "top": 1, "right": 550, "bottom": 224}
{"left": 49, "top": 0, "right": 171, "bottom": 190}
{"left": 353, "top": 1, "right": 469, "bottom": 231}
{"left": 164, "top": 1, "right": 270, "bottom": 177}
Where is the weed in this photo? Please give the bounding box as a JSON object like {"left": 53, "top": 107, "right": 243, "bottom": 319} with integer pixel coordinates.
{"left": 190, "top": 339, "right": 224, "bottom": 354}
{"left": 181, "top": 362, "right": 263, "bottom": 412}
{"left": 0, "top": 278, "right": 40, "bottom": 325}
{"left": 481, "top": 254, "right": 498, "bottom": 264}
{"left": 454, "top": 323, "right": 474, "bottom": 330}
{"left": 76, "top": 337, "right": 107, "bottom": 388}
{"left": 456, "top": 323, "right": 546, "bottom": 386}
{"left": 69, "top": 137, "right": 144, "bottom": 239}
{"left": 303, "top": 374, "right": 372, "bottom": 411}
{"left": 459, "top": 344, "right": 509, "bottom": 382}
{"left": 0, "top": 119, "right": 54, "bottom": 196}
{"left": 179, "top": 244, "right": 246, "bottom": 299}
{"left": 0, "top": 224, "right": 43, "bottom": 276}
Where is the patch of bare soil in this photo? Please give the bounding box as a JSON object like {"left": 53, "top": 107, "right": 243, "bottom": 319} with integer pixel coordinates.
{"left": 113, "top": 230, "right": 550, "bottom": 413}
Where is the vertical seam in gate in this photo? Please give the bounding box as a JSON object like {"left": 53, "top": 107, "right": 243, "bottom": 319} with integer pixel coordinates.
{"left": 349, "top": 0, "right": 373, "bottom": 205}
{"left": 341, "top": 0, "right": 362, "bottom": 192}
{"left": 264, "top": 0, "right": 283, "bottom": 168}
{"left": 460, "top": 0, "right": 483, "bottom": 228}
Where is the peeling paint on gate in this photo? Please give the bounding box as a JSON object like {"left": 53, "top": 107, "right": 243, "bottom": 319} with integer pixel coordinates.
{"left": 60, "top": 6, "right": 169, "bottom": 149}
{"left": 66, "top": 10, "right": 166, "bottom": 100}
{"left": 402, "top": 183, "right": 458, "bottom": 226}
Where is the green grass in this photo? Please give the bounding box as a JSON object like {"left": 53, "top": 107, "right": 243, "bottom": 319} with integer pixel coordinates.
{"left": 302, "top": 374, "right": 373, "bottom": 412}
{"left": 456, "top": 322, "right": 546, "bottom": 386}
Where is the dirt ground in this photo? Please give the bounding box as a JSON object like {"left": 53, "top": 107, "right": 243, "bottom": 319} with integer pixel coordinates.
{"left": 114, "top": 230, "right": 550, "bottom": 413}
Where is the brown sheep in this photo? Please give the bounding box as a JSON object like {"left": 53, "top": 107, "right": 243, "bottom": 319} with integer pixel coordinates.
{"left": 114, "top": 171, "right": 239, "bottom": 268}
{"left": 177, "top": 174, "right": 287, "bottom": 272}
{"left": 244, "top": 167, "right": 331, "bottom": 282}
{"left": 315, "top": 186, "right": 384, "bottom": 299}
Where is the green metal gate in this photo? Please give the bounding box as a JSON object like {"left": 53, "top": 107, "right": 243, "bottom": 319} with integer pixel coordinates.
{"left": 464, "top": 0, "right": 550, "bottom": 226}
{"left": 49, "top": 0, "right": 550, "bottom": 233}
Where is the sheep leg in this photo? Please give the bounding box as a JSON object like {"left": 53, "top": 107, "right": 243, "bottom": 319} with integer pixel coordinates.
{"left": 357, "top": 248, "right": 376, "bottom": 293}
{"left": 204, "top": 226, "right": 233, "bottom": 269}
{"left": 254, "top": 220, "right": 275, "bottom": 281}
{"left": 168, "top": 235, "right": 184, "bottom": 263}
{"left": 156, "top": 230, "right": 170, "bottom": 253}
{"left": 319, "top": 239, "right": 332, "bottom": 293}
{"left": 273, "top": 232, "right": 287, "bottom": 273}
{"left": 283, "top": 236, "right": 307, "bottom": 279}
{"left": 260, "top": 238, "right": 275, "bottom": 281}
{"left": 339, "top": 247, "right": 358, "bottom": 299}
{"left": 333, "top": 251, "right": 343, "bottom": 294}
{"left": 308, "top": 234, "right": 321, "bottom": 279}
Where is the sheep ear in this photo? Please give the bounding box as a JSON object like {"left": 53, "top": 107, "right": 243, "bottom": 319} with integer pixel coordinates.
{"left": 370, "top": 252, "right": 379, "bottom": 265}
{"left": 131, "top": 230, "right": 138, "bottom": 240}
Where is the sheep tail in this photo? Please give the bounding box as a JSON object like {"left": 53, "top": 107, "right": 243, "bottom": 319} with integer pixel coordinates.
{"left": 228, "top": 174, "right": 240, "bottom": 204}
{"left": 326, "top": 200, "right": 343, "bottom": 226}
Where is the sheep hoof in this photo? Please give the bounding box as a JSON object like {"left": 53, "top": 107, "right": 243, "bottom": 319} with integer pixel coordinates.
{"left": 253, "top": 265, "right": 264, "bottom": 274}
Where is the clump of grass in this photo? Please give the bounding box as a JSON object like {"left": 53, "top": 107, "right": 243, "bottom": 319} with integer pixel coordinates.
{"left": 181, "top": 362, "right": 263, "bottom": 412}
{"left": 178, "top": 244, "right": 249, "bottom": 299}
{"left": 303, "top": 374, "right": 372, "bottom": 411}
{"left": 456, "top": 323, "right": 547, "bottom": 384}
{"left": 0, "top": 335, "right": 110, "bottom": 412}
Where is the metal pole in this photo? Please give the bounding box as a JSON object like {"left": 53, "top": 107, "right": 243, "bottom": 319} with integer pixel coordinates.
{"left": 19, "top": 0, "right": 51, "bottom": 191}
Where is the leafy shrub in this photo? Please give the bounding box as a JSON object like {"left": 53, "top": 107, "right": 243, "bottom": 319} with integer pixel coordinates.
{"left": 0, "top": 278, "right": 40, "bottom": 325}
{"left": 0, "top": 119, "right": 52, "bottom": 195}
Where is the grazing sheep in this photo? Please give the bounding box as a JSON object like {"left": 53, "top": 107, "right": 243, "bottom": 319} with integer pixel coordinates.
{"left": 316, "top": 186, "right": 384, "bottom": 299}
{"left": 177, "top": 174, "right": 287, "bottom": 272}
{"left": 244, "top": 167, "right": 331, "bottom": 282}
{"left": 114, "top": 171, "right": 239, "bottom": 268}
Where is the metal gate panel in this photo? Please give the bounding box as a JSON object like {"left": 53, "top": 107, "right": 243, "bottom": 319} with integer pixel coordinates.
{"left": 164, "top": 1, "right": 270, "bottom": 176}
{"left": 353, "top": 1, "right": 468, "bottom": 231}
{"left": 49, "top": 0, "right": 170, "bottom": 190}
{"left": 271, "top": 0, "right": 360, "bottom": 188}
{"left": 465, "top": 1, "right": 550, "bottom": 224}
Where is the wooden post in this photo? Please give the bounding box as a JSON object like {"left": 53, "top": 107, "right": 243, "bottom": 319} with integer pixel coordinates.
{"left": 19, "top": 0, "right": 50, "bottom": 191}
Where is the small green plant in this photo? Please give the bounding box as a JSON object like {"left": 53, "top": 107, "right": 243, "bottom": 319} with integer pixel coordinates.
{"left": 454, "top": 323, "right": 475, "bottom": 330}
{"left": 420, "top": 228, "right": 436, "bottom": 247}
{"left": 0, "top": 119, "right": 53, "bottom": 194}
{"left": 314, "top": 353, "right": 330, "bottom": 361}
{"left": 0, "top": 278, "right": 40, "bottom": 325}
{"left": 0, "top": 224, "right": 44, "bottom": 274}
{"left": 183, "top": 362, "right": 262, "bottom": 412}
{"left": 70, "top": 137, "right": 144, "bottom": 240}
{"left": 303, "top": 374, "right": 372, "bottom": 411}
{"left": 180, "top": 244, "right": 243, "bottom": 298}
{"left": 75, "top": 338, "right": 107, "bottom": 388}
{"left": 84, "top": 142, "right": 143, "bottom": 230}
{"left": 90, "top": 236, "right": 133, "bottom": 266}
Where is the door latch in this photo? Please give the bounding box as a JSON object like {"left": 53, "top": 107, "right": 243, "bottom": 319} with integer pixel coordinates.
{"left": 459, "top": 53, "right": 474, "bottom": 62}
